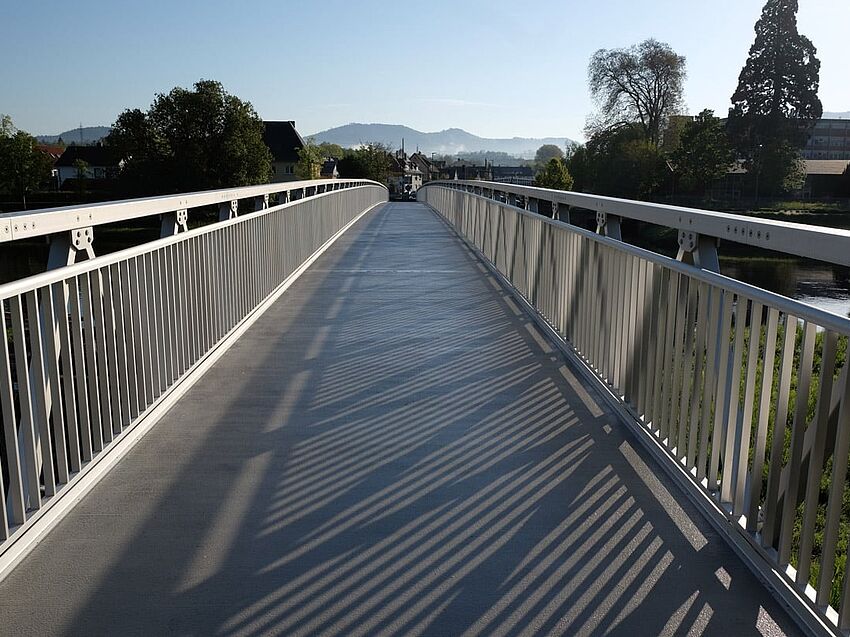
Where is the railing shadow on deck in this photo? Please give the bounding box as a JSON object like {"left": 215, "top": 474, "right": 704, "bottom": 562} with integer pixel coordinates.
{"left": 0, "top": 205, "right": 800, "bottom": 636}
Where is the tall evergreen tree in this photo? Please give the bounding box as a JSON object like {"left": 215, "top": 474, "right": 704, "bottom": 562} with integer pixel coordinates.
{"left": 727, "top": 0, "right": 821, "bottom": 194}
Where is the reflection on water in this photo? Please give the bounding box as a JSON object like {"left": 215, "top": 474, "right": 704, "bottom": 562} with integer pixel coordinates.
{"left": 721, "top": 257, "right": 850, "bottom": 319}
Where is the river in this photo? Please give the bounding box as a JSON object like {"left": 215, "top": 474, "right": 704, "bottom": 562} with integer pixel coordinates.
{"left": 721, "top": 257, "right": 850, "bottom": 319}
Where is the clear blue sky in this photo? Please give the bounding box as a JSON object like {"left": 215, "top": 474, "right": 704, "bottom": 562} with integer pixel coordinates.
{"left": 2, "top": 0, "right": 847, "bottom": 142}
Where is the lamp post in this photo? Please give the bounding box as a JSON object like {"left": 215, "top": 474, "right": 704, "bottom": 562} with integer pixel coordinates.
{"left": 754, "top": 143, "right": 763, "bottom": 209}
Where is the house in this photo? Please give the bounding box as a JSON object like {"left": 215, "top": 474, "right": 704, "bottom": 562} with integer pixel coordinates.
{"left": 801, "top": 159, "right": 850, "bottom": 198}
{"left": 409, "top": 152, "right": 441, "bottom": 182}
{"left": 491, "top": 165, "right": 534, "bottom": 185}
{"left": 37, "top": 144, "right": 67, "bottom": 190}
{"left": 263, "top": 121, "right": 305, "bottom": 182}
{"left": 802, "top": 118, "right": 850, "bottom": 160}
{"left": 711, "top": 159, "right": 850, "bottom": 200}
{"left": 54, "top": 144, "right": 122, "bottom": 187}
{"left": 442, "top": 162, "right": 492, "bottom": 181}
{"left": 320, "top": 159, "right": 339, "bottom": 179}
{"left": 387, "top": 152, "right": 423, "bottom": 197}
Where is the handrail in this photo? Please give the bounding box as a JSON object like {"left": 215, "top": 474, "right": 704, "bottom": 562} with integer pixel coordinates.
{"left": 0, "top": 183, "right": 387, "bottom": 576}
{"left": 0, "top": 179, "right": 386, "bottom": 243}
{"left": 0, "top": 185, "right": 381, "bottom": 300}
{"left": 423, "top": 180, "right": 850, "bottom": 268}
{"left": 420, "top": 182, "right": 850, "bottom": 636}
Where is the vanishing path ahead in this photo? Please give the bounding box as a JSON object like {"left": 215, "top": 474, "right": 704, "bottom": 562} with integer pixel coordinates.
{"left": 0, "top": 203, "right": 799, "bottom": 636}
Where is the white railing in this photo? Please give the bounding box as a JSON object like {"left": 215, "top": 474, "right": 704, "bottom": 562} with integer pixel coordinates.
{"left": 420, "top": 182, "right": 850, "bottom": 636}
{"left": 435, "top": 179, "right": 850, "bottom": 271}
{"left": 0, "top": 182, "right": 386, "bottom": 569}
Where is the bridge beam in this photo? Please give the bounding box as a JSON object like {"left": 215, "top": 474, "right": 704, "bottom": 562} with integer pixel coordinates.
{"left": 553, "top": 201, "right": 570, "bottom": 224}
{"left": 219, "top": 199, "right": 238, "bottom": 221}
{"left": 253, "top": 194, "right": 269, "bottom": 212}
{"left": 160, "top": 209, "right": 188, "bottom": 237}
{"left": 595, "top": 211, "right": 621, "bottom": 240}
{"left": 47, "top": 227, "right": 95, "bottom": 269}
{"left": 677, "top": 231, "right": 720, "bottom": 272}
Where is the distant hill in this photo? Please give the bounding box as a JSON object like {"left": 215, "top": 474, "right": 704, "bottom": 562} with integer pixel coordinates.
{"left": 824, "top": 112, "right": 850, "bottom": 119}
{"left": 309, "top": 123, "right": 574, "bottom": 159}
{"left": 36, "top": 126, "right": 111, "bottom": 145}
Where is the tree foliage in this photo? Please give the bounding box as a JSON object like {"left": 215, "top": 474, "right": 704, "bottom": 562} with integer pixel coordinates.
{"left": 588, "top": 39, "right": 686, "bottom": 147}
{"left": 337, "top": 143, "right": 394, "bottom": 184}
{"left": 567, "top": 124, "right": 666, "bottom": 199}
{"left": 316, "top": 142, "right": 345, "bottom": 159}
{"left": 534, "top": 158, "right": 574, "bottom": 191}
{"left": 0, "top": 115, "right": 54, "bottom": 208}
{"left": 535, "top": 144, "right": 564, "bottom": 165}
{"left": 727, "top": 0, "right": 821, "bottom": 195}
{"left": 672, "top": 110, "right": 734, "bottom": 195}
{"left": 296, "top": 138, "right": 324, "bottom": 180}
{"left": 106, "top": 80, "right": 272, "bottom": 195}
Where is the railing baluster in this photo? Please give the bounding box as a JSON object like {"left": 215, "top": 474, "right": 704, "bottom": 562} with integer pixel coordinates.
{"left": 0, "top": 302, "right": 27, "bottom": 525}
{"left": 9, "top": 296, "right": 41, "bottom": 511}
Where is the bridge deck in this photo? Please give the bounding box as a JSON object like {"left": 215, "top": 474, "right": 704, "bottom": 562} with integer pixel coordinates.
{"left": 0, "top": 202, "right": 799, "bottom": 636}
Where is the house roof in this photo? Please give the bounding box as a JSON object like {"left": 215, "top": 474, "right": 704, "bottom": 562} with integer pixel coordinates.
{"left": 263, "top": 121, "right": 305, "bottom": 163}
{"left": 54, "top": 144, "right": 122, "bottom": 167}
{"left": 804, "top": 159, "right": 850, "bottom": 175}
{"left": 320, "top": 159, "right": 338, "bottom": 175}
{"left": 410, "top": 152, "right": 439, "bottom": 172}
{"left": 726, "top": 159, "right": 850, "bottom": 176}
{"left": 37, "top": 144, "right": 66, "bottom": 161}
{"left": 491, "top": 166, "right": 533, "bottom": 177}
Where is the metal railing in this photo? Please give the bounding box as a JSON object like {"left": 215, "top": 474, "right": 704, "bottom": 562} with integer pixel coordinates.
{"left": 420, "top": 182, "right": 850, "bottom": 636}
{"left": 0, "top": 182, "right": 386, "bottom": 562}
{"left": 432, "top": 179, "right": 850, "bottom": 271}
{"left": 0, "top": 178, "right": 368, "bottom": 269}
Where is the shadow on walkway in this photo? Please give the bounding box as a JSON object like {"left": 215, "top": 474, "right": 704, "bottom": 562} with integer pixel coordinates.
{"left": 0, "top": 203, "right": 800, "bottom": 636}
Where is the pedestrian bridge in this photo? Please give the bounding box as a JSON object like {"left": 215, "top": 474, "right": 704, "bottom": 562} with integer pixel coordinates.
{"left": 1, "top": 179, "right": 850, "bottom": 635}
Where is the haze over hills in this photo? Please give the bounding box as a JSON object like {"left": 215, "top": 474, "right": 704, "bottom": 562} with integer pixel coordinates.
{"left": 309, "top": 123, "right": 574, "bottom": 159}
{"left": 824, "top": 111, "right": 850, "bottom": 119}
{"left": 36, "top": 126, "right": 111, "bottom": 144}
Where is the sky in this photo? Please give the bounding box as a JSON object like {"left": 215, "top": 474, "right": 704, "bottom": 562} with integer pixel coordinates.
{"left": 1, "top": 0, "right": 847, "bottom": 143}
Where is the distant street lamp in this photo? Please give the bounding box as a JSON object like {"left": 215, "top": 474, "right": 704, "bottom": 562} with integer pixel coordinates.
{"left": 755, "top": 143, "right": 763, "bottom": 208}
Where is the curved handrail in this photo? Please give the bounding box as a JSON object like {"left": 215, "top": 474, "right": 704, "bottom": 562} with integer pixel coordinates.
{"left": 0, "top": 179, "right": 387, "bottom": 243}
{"left": 421, "top": 179, "right": 850, "bottom": 268}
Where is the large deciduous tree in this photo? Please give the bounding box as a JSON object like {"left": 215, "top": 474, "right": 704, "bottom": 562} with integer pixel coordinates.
{"left": 566, "top": 124, "right": 666, "bottom": 199}
{"left": 106, "top": 80, "right": 272, "bottom": 195}
{"left": 0, "top": 115, "right": 54, "bottom": 209}
{"left": 588, "top": 39, "right": 686, "bottom": 147}
{"left": 337, "top": 143, "right": 393, "bottom": 184}
{"left": 727, "top": 0, "right": 821, "bottom": 194}
{"left": 534, "top": 144, "right": 564, "bottom": 165}
{"left": 672, "top": 110, "right": 734, "bottom": 195}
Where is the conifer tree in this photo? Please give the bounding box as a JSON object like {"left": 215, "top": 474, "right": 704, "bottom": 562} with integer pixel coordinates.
{"left": 727, "top": 0, "right": 821, "bottom": 194}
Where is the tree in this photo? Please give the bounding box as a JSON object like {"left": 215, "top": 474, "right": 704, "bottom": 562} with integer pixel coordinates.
{"left": 73, "top": 159, "right": 90, "bottom": 196}
{"left": 727, "top": 0, "right": 821, "bottom": 195}
{"left": 106, "top": 80, "right": 272, "bottom": 195}
{"left": 534, "top": 158, "right": 574, "bottom": 191}
{"left": 0, "top": 115, "right": 54, "bottom": 209}
{"left": 566, "top": 124, "right": 666, "bottom": 199}
{"left": 316, "top": 142, "right": 345, "bottom": 159}
{"left": 672, "top": 110, "right": 734, "bottom": 195}
{"left": 295, "top": 138, "right": 324, "bottom": 179}
{"left": 588, "top": 39, "right": 686, "bottom": 147}
{"left": 535, "top": 144, "right": 564, "bottom": 165}
{"left": 337, "top": 143, "right": 393, "bottom": 184}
